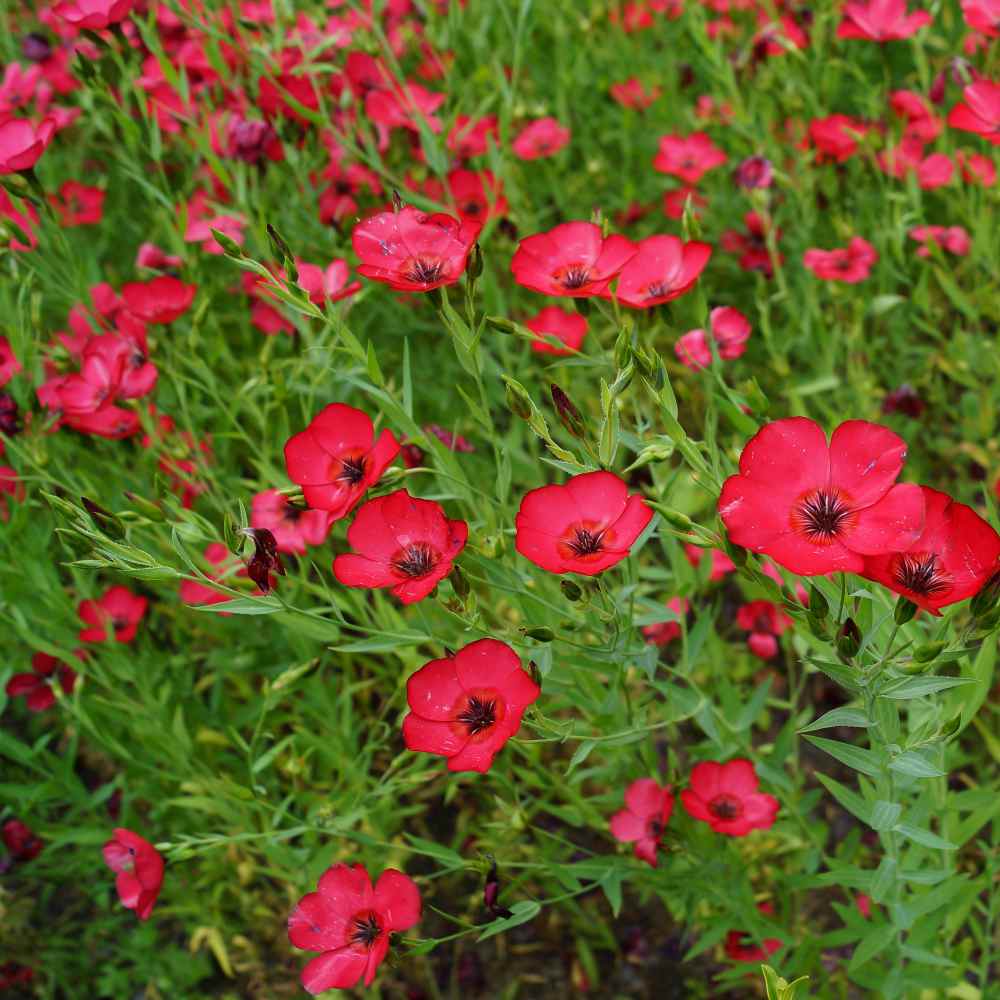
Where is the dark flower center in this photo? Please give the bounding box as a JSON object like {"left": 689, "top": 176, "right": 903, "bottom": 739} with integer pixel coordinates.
{"left": 645, "top": 281, "right": 673, "bottom": 299}
{"left": 567, "top": 527, "right": 605, "bottom": 556}
{"left": 404, "top": 257, "right": 446, "bottom": 284}
{"left": 709, "top": 794, "right": 743, "bottom": 820}
{"left": 281, "top": 503, "right": 304, "bottom": 523}
{"left": 457, "top": 695, "right": 497, "bottom": 735}
{"left": 393, "top": 543, "right": 437, "bottom": 578}
{"left": 462, "top": 200, "right": 482, "bottom": 216}
{"left": 792, "top": 489, "right": 853, "bottom": 543}
{"left": 350, "top": 912, "right": 382, "bottom": 949}
{"left": 337, "top": 455, "right": 367, "bottom": 485}
{"left": 557, "top": 264, "right": 593, "bottom": 290}
{"left": 890, "top": 552, "right": 951, "bottom": 597}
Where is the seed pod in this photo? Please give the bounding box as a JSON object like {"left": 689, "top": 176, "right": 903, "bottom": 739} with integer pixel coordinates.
{"left": 912, "top": 639, "right": 947, "bottom": 663}
{"left": 504, "top": 379, "right": 533, "bottom": 420}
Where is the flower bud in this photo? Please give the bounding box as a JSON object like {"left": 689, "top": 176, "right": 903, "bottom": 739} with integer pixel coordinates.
{"left": 550, "top": 384, "right": 586, "bottom": 439}
{"left": 210, "top": 228, "right": 244, "bottom": 259}
{"left": 912, "top": 639, "right": 947, "bottom": 664}
{"left": 837, "top": 617, "right": 862, "bottom": 659}
{"left": 522, "top": 626, "right": 554, "bottom": 642}
{"left": 504, "top": 378, "right": 533, "bottom": 420}
{"left": 486, "top": 315, "right": 518, "bottom": 335}
{"left": 613, "top": 328, "right": 632, "bottom": 369}
{"left": 450, "top": 564, "right": 470, "bottom": 599}
{"left": 808, "top": 585, "right": 829, "bottom": 620}
{"left": 468, "top": 242, "right": 484, "bottom": 280}
{"left": 893, "top": 597, "right": 918, "bottom": 625}
{"left": 123, "top": 491, "right": 166, "bottom": 522}
{"left": 970, "top": 570, "right": 1000, "bottom": 617}
{"left": 81, "top": 496, "right": 125, "bottom": 539}
{"left": 560, "top": 579, "right": 583, "bottom": 601}
{"left": 734, "top": 155, "right": 773, "bottom": 190}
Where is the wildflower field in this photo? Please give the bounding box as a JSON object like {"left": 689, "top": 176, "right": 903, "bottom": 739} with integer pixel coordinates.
{"left": 2, "top": 0, "right": 1000, "bottom": 997}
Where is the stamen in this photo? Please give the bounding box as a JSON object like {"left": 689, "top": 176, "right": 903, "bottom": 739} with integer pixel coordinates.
{"left": 350, "top": 913, "right": 382, "bottom": 948}
{"left": 404, "top": 258, "right": 446, "bottom": 284}
{"left": 791, "top": 489, "right": 853, "bottom": 544}
{"left": 890, "top": 553, "right": 951, "bottom": 597}
{"left": 567, "top": 527, "right": 605, "bottom": 556}
{"left": 457, "top": 695, "right": 497, "bottom": 735}
{"left": 392, "top": 543, "right": 437, "bottom": 578}
{"left": 557, "top": 264, "right": 593, "bottom": 290}
{"left": 337, "top": 456, "right": 367, "bottom": 485}
{"left": 709, "top": 795, "right": 743, "bottom": 820}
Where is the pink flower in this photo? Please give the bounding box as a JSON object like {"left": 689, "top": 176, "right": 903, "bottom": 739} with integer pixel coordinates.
{"left": 0, "top": 118, "right": 56, "bottom": 173}
{"left": 613, "top": 235, "right": 712, "bottom": 309}
{"left": 736, "top": 600, "right": 792, "bottom": 660}
{"left": 511, "top": 222, "right": 637, "bottom": 298}
{"left": 121, "top": 277, "right": 196, "bottom": 324}
{"left": 675, "top": 306, "right": 752, "bottom": 370}
{"left": 102, "top": 828, "right": 164, "bottom": 920}
{"left": 78, "top": 585, "right": 148, "bottom": 643}
{"left": 250, "top": 490, "right": 332, "bottom": 555}
{"left": 908, "top": 225, "right": 971, "bottom": 257}
{"left": 524, "top": 306, "right": 587, "bottom": 355}
{"left": 962, "top": 0, "right": 1000, "bottom": 35}
{"left": 511, "top": 117, "right": 570, "bottom": 159}
{"left": 610, "top": 78, "right": 661, "bottom": 110}
{"left": 402, "top": 638, "right": 540, "bottom": 773}
{"left": 652, "top": 132, "right": 727, "bottom": 184}
{"left": 641, "top": 597, "right": 689, "bottom": 645}
{"left": 52, "top": 0, "right": 135, "bottom": 28}
{"left": 947, "top": 80, "right": 1000, "bottom": 145}
{"left": 837, "top": 0, "right": 932, "bottom": 40}
{"left": 803, "top": 236, "right": 878, "bottom": 283}
{"left": 610, "top": 779, "right": 674, "bottom": 867}
{"left": 447, "top": 114, "right": 499, "bottom": 158}
{"left": 295, "top": 259, "right": 361, "bottom": 306}
{"left": 681, "top": 759, "right": 780, "bottom": 836}
{"left": 808, "top": 114, "right": 872, "bottom": 162}
{"left": 0, "top": 336, "right": 22, "bottom": 387}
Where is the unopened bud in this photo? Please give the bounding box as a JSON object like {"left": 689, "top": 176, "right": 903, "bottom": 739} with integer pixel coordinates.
{"left": 522, "top": 626, "right": 554, "bottom": 642}
{"left": 893, "top": 597, "right": 918, "bottom": 625}
{"left": 837, "top": 618, "right": 862, "bottom": 659}
{"left": 560, "top": 579, "right": 583, "bottom": 601}
{"left": 808, "top": 585, "right": 829, "bottom": 620}
{"left": 613, "top": 328, "right": 632, "bottom": 369}
{"left": 486, "top": 315, "right": 518, "bottom": 335}
{"left": 450, "top": 564, "right": 470, "bottom": 599}
{"left": 504, "top": 378, "right": 533, "bottom": 420}
{"left": 550, "top": 384, "right": 586, "bottom": 439}
{"left": 970, "top": 571, "right": 1000, "bottom": 617}
{"left": 123, "top": 491, "right": 166, "bottom": 522}
{"left": 211, "top": 228, "right": 244, "bottom": 258}
{"left": 81, "top": 496, "right": 125, "bottom": 539}
{"left": 468, "top": 242, "right": 484, "bottom": 280}
{"left": 913, "top": 640, "right": 947, "bottom": 664}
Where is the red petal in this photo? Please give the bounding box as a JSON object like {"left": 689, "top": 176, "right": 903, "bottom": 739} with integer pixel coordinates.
{"left": 288, "top": 891, "right": 348, "bottom": 951}
{"left": 300, "top": 948, "right": 367, "bottom": 994}
{"left": 406, "top": 656, "right": 464, "bottom": 721}
{"left": 624, "top": 778, "right": 670, "bottom": 819}
{"left": 844, "top": 482, "right": 925, "bottom": 555}
{"left": 402, "top": 713, "right": 467, "bottom": 756}
{"left": 609, "top": 809, "right": 645, "bottom": 843}
{"left": 373, "top": 869, "right": 422, "bottom": 931}
{"left": 737, "top": 418, "right": 829, "bottom": 495}
{"left": 453, "top": 638, "right": 522, "bottom": 690}
{"left": 828, "top": 420, "right": 909, "bottom": 509}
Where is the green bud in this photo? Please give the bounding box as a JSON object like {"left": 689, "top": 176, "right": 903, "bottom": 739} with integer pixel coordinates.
{"left": 806, "top": 614, "right": 828, "bottom": 640}
{"left": 210, "top": 228, "right": 244, "bottom": 259}
{"left": 613, "top": 328, "right": 632, "bottom": 369}
{"left": 893, "top": 597, "right": 918, "bottom": 625}
{"left": 937, "top": 716, "right": 962, "bottom": 741}
{"left": 81, "top": 496, "right": 125, "bottom": 539}
{"left": 504, "top": 378, "right": 533, "bottom": 420}
{"left": 808, "top": 585, "right": 829, "bottom": 620}
{"left": 836, "top": 617, "right": 862, "bottom": 659}
{"left": 609, "top": 362, "right": 635, "bottom": 397}
{"left": 123, "top": 491, "right": 166, "bottom": 522}
{"left": 485, "top": 315, "right": 518, "bottom": 335}
{"left": 266, "top": 223, "right": 294, "bottom": 265}
{"left": 743, "top": 378, "right": 769, "bottom": 415}
{"left": 912, "top": 639, "right": 947, "bottom": 663}
{"left": 898, "top": 657, "right": 932, "bottom": 675}
{"left": 560, "top": 579, "right": 583, "bottom": 602}
{"left": 450, "top": 564, "right": 470, "bottom": 600}
{"left": 522, "top": 626, "right": 554, "bottom": 642}
{"left": 970, "top": 570, "right": 1000, "bottom": 617}
{"left": 649, "top": 503, "right": 693, "bottom": 531}
{"left": 468, "top": 242, "right": 484, "bottom": 280}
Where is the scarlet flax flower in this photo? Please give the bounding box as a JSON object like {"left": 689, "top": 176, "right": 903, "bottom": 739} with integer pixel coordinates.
{"left": 613, "top": 234, "right": 712, "bottom": 309}
{"left": 862, "top": 486, "right": 1000, "bottom": 614}
{"left": 681, "top": 759, "right": 779, "bottom": 836}
{"left": 908, "top": 226, "right": 970, "bottom": 257}
{"left": 3, "top": 819, "right": 43, "bottom": 862}
{"left": 0, "top": 118, "right": 56, "bottom": 174}
{"left": 102, "top": 828, "right": 163, "bottom": 920}
{"left": 947, "top": 81, "right": 1000, "bottom": 145}
{"left": 609, "top": 779, "right": 674, "bottom": 867}
{"left": 718, "top": 418, "right": 925, "bottom": 575}
{"left": 287, "top": 863, "right": 421, "bottom": 994}
{"left": 6, "top": 652, "right": 79, "bottom": 711}
{"left": 524, "top": 306, "right": 588, "bottom": 355}
{"left": 515, "top": 470, "right": 652, "bottom": 576}
{"left": 78, "top": 585, "right": 149, "bottom": 643}
{"left": 642, "top": 597, "right": 689, "bottom": 645}
{"left": 675, "top": 306, "right": 751, "bottom": 370}
{"left": 803, "top": 237, "right": 878, "bottom": 283}
{"left": 836, "top": 0, "right": 932, "bottom": 41}
{"left": 284, "top": 403, "right": 399, "bottom": 518}
{"left": 121, "top": 277, "right": 196, "bottom": 324}
{"left": 511, "top": 222, "right": 637, "bottom": 298}
{"left": 352, "top": 204, "right": 481, "bottom": 291}
{"left": 333, "top": 489, "right": 467, "bottom": 604}
{"left": 725, "top": 903, "right": 783, "bottom": 962}
{"left": 251, "top": 490, "right": 332, "bottom": 554}
{"left": 402, "top": 638, "right": 540, "bottom": 772}
{"left": 652, "top": 132, "right": 727, "bottom": 184}
{"left": 736, "top": 600, "right": 792, "bottom": 659}
{"left": 511, "top": 117, "right": 570, "bottom": 159}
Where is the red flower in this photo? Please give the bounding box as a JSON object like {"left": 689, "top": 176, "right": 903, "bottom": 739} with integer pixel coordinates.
{"left": 511, "top": 222, "right": 637, "bottom": 298}
{"left": 333, "top": 489, "right": 467, "bottom": 604}
{"left": 50, "top": 181, "right": 105, "bottom": 226}
{"left": 878, "top": 138, "right": 954, "bottom": 189}
{"left": 685, "top": 544, "right": 736, "bottom": 581}
{"left": 889, "top": 90, "right": 941, "bottom": 142}
{"left": 947, "top": 81, "right": 1000, "bottom": 145}
{"left": 681, "top": 759, "right": 779, "bottom": 836}
{"left": 718, "top": 418, "right": 926, "bottom": 575}
{"left": 675, "top": 305, "right": 752, "bottom": 370}
{"left": 808, "top": 114, "right": 871, "bottom": 162}
{"left": 861, "top": 486, "right": 1000, "bottom": 614}
{"left": 734, "top": 155, "right": 774, "bottom": 189}
{"left": 0, "top": 335, "right": 21, "bottom": 387}
{"left": 283, "top": 403, "right": 399, "bottom": 518}
{"left": 0, "top": 117, "right": 56, "bottom": 173}
{"left": 720, "top": 211, "right": 782, "bottom": 276}
{"left": 251, "top": 489, "right": 332, "bottom": 555}
{"left": 736, "top": 600, "right": 792, "bottom": 660}
{"left": 725, "top": 903, "right": 783, "bottom": 962}
{"left": 295, "top": 259, "right": 362, "bottom": 306}
{"left": 908, "top": 225, "right": 970, "bottom": 257}
{"left": 121, "top": 277, "right": 196, "bottom": 324}
{"left": 642, "top": 597, "right": 689, "bottom": 645}
{"left": 962, "top": 0, "right": 1000, "bottom": 35}
{"left": 447, "top": 114, "right": 499, "bottom": 158}
{"left": 610, "top": 77, "right": 661, "bottom": 110}
{"left": 402, "top": 638, "right": 540, "bottom": 773}
{"left": 610, "top": 779, "right": 674, "bottom": 867}
{"left": 179, "top": 543, "right": 240, "bottom": 607}
{"left": 511, "top": 117, "right": 570, "bottom": 159}
{"left": 78, "top": 585, "right": 149, "bottom": 643}
{"left": 136, "top": 242, "right": 183, "bottom": 271}
{"left": 524, "top": 306, "right": 588, "bottom": 355}
{"left": 652, "top": 132, "right": 727, "bottom": 184}
{"left": 102, "top": 828, "right": 164, "bottom": 921}
{"left": 52, "top": 0, "right": 134, "bottom": 28}
{"left": 515, "top": 470, "right": 652, "bottom": 576}
{"left": 662, "top": 186, "right": 707, "bottom": 220}
{"left": 447, "top": 168, "right": 508, "bottom": 224}
{"left": 352, "top": 204, "right": 481, "bottom": 292}
{"left": 6, "top": 651, "right": 79, "bottom": 711}
{"left": 613, "top": 234, "right": 712, "bottom": 309}
{"left": 3, "top": 818, "right": 43, "bottom": 862}
{"left": 837, "top": 0, "right": 931, "bottom": 40}
{"left": 287, "top": 863, "right": 421, "bottom": 994}
{"left": 803, "top": 236, "right": 878, "bottom": 283}
{"left": 957, "top": 150, "right": 997, "bottom": 186}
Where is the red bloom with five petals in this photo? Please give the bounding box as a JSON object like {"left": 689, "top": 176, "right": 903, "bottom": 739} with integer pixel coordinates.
{"left": 515, "top": 470, "right": 653, "bottom": 576}
{"left": 287, "top": 863, "right": 421, "bottom": 994}
{"left": 333, "top": 489, "right": 467, "bottom": 604}
{"left": 803, "top": 236, "right": 878, "bottom": 283}
{"left": 652, "top": 132, "right": 727, "bottom": 184}
{"left": 6, "top": 652, "right": 79, "bottom": 711}
{"left": 78, "top": 585, "right": 149, "bottom": 643}
{"left": 680, "top": 759, "right": 779, "bottom": 836}
{"left": 610, "top": 779, "right": 674, "bottom": 867}
{"left": 511, "top": 117, "right": 570, "bottom": 159}
{"left": 402, "top": 638, "right": 540, "bottom": 773}
{"left": 283, "top": 403, "right": 399, "bottom": 519}
{"left": 947, "top": 81, "right": 1000, "bottom": 145}
{"left": 102, "top": 828, "right": 164, "bottom": 920}
{"left": 718, "top": 418, "right": 926, "bottom": 575}
{"left": 251, "top": 489, "right": 332, "bottom": 555}
{"left": 121, "top": 277, "right": 196, "bottom": 324}
{"left": 613, "top": 234, "right": 712, "bottom": 309}
{"left": 736, "top": 600, "right": 792, "bottom": 659}
{"left": 524, "top": 306, "right": 588, "bottom": 355}
{"left": 836, "top": 0, "right": 932, "bottom": 41}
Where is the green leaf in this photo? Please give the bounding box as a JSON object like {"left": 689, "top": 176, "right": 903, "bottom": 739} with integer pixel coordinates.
{"left": 889, "top": 751, "right": 945, "bottom": 778}
{"left": 870, "top": 857, "right": 897, "bottom": 903}
{"left": 893, "top": 823, "right": 957, "bottom": 851}
{"left": 600, "top": 868, "right": 624, "bottom": 917}
{"left": 870, "top": 801, "right": 902, "bottom": 831}
{"left": 847, "top": 923, "right": 896, "bottom": 972}
{"left": 476, "top": 900, "right": 541, "bottom": 941}
{"left": 798, "top": 707, "right": 870, "bottom": 733}
{"left": 192, "top": 597, "right": 282, "bottom": 615}
{"left": 404, "top": 836, "right": 465, "bottom": 868}
{"left": 566, "top": 740, "right": 597, "bottom": 775}
{"left": 806, "top": 736, "right": 882, "bottom": 777}
{"left": 880, "top": 675, "right": 973, "bottom": 699}
{"left": 815, "top": 773, "right": 873, "bottom": 825}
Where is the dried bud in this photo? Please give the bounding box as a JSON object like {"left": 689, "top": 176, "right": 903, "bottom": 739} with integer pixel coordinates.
{"left": 241, "top": 527, "right": 284, "bottom": 593}
{"left": 483, "top": 858, "right": 513, "bottom": 919}
{"left": 550, "top": 384, "right": 586, "bottom": 439}
{"left": 881, "top": 384, "right": 924, "bottom": 418}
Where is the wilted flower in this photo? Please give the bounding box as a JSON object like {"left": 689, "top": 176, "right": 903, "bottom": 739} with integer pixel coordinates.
{"left": 102, "top": 828, "right": 164, "bottom": 920}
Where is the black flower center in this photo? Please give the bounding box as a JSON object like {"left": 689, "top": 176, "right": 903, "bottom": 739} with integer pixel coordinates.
{"left": 393, "top": 543, "right": 437, "bottom": 577}
{"left": 645, "top": 281, "right": 671, "bottom": 299}
{"left": 457, "top": 695, "right": 497, "bottom": 735}
{"left": 890, "top": 552, "right": 951, "bottom": 597}
{"left": 709, "top": 795, "right": 743, "bottom": 820}
{"left": 350, "top": 912, "right": 382, "bottom": 949}
{"left": 567, "top": 527, "right": 605, "bottom": 556}
{"left": 558, "top": 265, "right": 593, "bottom": 290}
{"left": 337, "top": 456, "right": 367, "bottom": 485}
{"left": 405, "top": 258, "right": 446, "bottom": 284}
{"left": 792, "top": 489, "right": 853, "bottom": 543}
